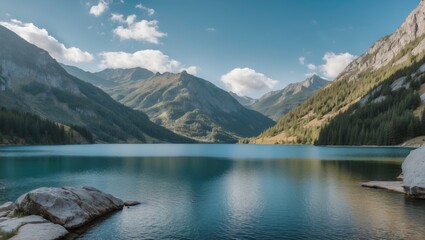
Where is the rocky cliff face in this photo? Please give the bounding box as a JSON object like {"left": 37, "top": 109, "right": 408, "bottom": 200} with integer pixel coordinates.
{"left": 250, "top": 75, "right": 329, "bottom": 121}
{"left": 106, "top": 71, "right": 275, "bottom": 142}
{"left": 339, "top": 0, "right": 425, "bottom": 82}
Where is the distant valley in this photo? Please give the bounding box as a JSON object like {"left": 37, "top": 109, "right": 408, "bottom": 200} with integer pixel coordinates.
{"left": 63, "top": 66, "right": 278, "bottom": 142}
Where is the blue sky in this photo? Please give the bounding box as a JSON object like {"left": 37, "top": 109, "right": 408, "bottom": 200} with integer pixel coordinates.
{"left": 0, "top": 0, "right": 419, "bottom": 98}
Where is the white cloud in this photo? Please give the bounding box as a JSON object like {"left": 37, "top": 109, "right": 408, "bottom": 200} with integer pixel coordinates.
{"left": 90, "top": 0, "right": 108, "bottom": 17}
{"left": 299, "top": 56, "right": 305, "bottom": 65}
{"left": 111, "top": 13, "right": 125, "bottom": 23}
{"left": 0, "top": 19, "right": 93, "bottom": 63}
{"left": 136, "top": 3, "right": 155, "bottom": 16}
{"left": 206, "top": 27, "right": 216, "bottom": 32}
{"left": 221, "top": 68, "right": 278, "bottom": 96}
{"left": 321, "top": 52, "right": 356, "bottom": 79}
{"left": 111, "top": 14, "right": 136, "bottom": 25}
{"left": 99, "top": 50, "right": 196, "bottom": 74}
{"left": 180, "top": 66, "right": 198, "bottom": 75}
{"left": 307, "top": 64, "right": 317, "bottom": 71}
{"left": 113, "top": 17, "right": 166, "bottom": 44}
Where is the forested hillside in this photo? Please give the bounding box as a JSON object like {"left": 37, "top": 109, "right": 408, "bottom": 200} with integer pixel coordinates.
{"left": 317, "top": 57, "right": 425, "bottom": 145}
{"left": 0, "top": 107, "right": 93, "bottom": 144}
{"left": 251, "top": 1, "right": 425, "bottom": 145}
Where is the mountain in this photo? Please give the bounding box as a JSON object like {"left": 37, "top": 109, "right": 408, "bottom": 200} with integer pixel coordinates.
{"left": 252, "top": 1, "right": 425, "bottom": 144}
{"left": 60, "top": 63, "right": 117, "bottom": 89}
{"left": 0, "top": 25, "right": 193, "bottom": 143}
{"left": 94, "top": 67, "right": 154, "bottom": 84}
{"left": 106, "top": 71, "right": 275, "bottom": 142}
{"left": 229, "top": 92, "right": 256, "bottom": 106}
{"left": 250, "top": 75, "right": 329, "bottom": 121}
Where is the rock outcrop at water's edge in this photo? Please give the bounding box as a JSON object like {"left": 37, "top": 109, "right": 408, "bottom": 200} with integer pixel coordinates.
{"left": 0, "top": 186, "right": 140, "bottom": 240}
{"left": 361, "top": 181, "right": 405, "bottom": 193}
{"left": 402, "top": 145, "right": 425, "bottom": 199}
{"left": 362, "top": 145, "right": 425, "bottom": 200}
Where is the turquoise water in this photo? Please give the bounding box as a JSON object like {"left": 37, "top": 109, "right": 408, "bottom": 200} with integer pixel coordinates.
{"left": 0, "top": 144, "right": 424, "bottom": 239}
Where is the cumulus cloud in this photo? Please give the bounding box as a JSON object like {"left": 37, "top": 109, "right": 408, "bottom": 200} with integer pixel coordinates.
{"left": 111, "top": 13, "right": 136, "bottom": 25}
{"left": 299, "top": 56, "right": 305, "bottom": 65}
{"left": 221, "top": 68, "right": 278, "bottom": 96}
{"left": 0, "top": 19, "right": 93, "bottom": 63}
{"left": 206, "top": 27, "right": 216, "bottom": 32}
{"left": 111, "top": 13, "right": 125, "bottom": 23}
{"left": 321, "top": 52, "right": 356, "bottom": 79}
{"left": 136, "top": 3, "right": 155, "bottom": 16}
{"left": 90, "top": 0, "right": 108, "bottom": 17}
{"left": 307, "top": 64, "right": 317, "bottom": 71}
{"left": 99, "top": 50, "right": 196, "bottom": 74}
{"left": 113, "top": 16, "right": 166, "bottom": 44}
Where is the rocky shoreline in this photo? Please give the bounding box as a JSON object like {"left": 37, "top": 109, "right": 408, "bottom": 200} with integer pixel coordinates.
{"left": 0, "top": 186, "right": 140, "bottom": 240}
{"left": 362, "top": 145, "right": 425, "bottom": 199}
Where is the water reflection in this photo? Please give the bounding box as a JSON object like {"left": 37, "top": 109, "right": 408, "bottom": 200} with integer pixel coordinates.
{"left": 0, "top": 145, "right": 424, "bottom": 239}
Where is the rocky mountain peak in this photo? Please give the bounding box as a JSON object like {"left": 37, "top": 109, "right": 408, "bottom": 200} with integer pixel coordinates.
{"left": 338, "top": 0, "right": 425, "bottom": 82}
{"left": 301, "top": 74, "right": 327, "bottom": 88}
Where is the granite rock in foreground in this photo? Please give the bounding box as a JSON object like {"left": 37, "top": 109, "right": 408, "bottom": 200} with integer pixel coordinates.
{"left": 15, "top": 186, "right": 124, "bottom": 229}
{"left": 402, "top": 145, "right": 425, "bottom": 199}
{"left": 0, "top": 186, "right": 137, "bottom": 240}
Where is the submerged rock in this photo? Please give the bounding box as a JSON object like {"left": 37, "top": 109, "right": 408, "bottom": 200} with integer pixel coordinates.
{"left": 15, "top": 186, "right": 124, "bottom": 229}
{"left": 402, "top": 145, "right": 425, "bottom": 199}
{"left": 124, "top": 200, "right": 141, "bottom": 206}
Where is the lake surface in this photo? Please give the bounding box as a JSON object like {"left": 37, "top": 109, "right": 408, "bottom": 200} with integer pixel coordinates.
{"left": 0, "top": 144, "right": 424, "bottom": 239}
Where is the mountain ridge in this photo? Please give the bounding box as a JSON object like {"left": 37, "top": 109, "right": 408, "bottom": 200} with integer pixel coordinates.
{"left": 252, "top": 0, "right": 425, "bottom": 144}
{"left": 105, "top": 71, "right": 275, "bottom": 142}
{"left": 0, "top": 25, "right": 193, "bottom": 144}
{"left": 249, "top": 74, "right": 329, "bottom": 121}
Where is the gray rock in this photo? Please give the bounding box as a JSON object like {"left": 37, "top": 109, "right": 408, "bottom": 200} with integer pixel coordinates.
{"left": 0, "top": 202, "right": 14, "bottom": 212}
{"left": 10, "top": 222, "right": 68, "bottom": 240}
{"left": 124, "top": 200, "right": 141, "bottom": 206}
{"left": 6, "top": 210, "right": 16, "bottom": 218}
{"left": 0, "top": 215, "right": 48, "bottom": 234}
{"left": 361, "top": 181, "right": 404, "bottom": 193}
{"left": 15, "top": 186, "right": 124, "bottom": 229}
{"left": 0, "top": 211, "right": 10, "bottom": 218}
{"left": 402, "top": 145, "right": 425, "bottom": 199}
{"left": 0, "top": 217, "right": 10, "bottom": 223}
{"left": 338, "top": 1, "right": 425, "bottom": 82}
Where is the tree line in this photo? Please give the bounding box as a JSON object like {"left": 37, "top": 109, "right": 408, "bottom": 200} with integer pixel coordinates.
{"left": 0, "top": 107, "right": 93, "bottom": 144}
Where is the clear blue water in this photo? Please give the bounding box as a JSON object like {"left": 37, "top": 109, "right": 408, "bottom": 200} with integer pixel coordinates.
{"left": 0, "top": 144, "right": 424, "bottom": 240}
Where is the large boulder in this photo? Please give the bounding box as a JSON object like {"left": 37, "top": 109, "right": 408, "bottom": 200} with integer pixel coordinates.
{"left": 15, "top": 186, "right": 124, "bottom": 229}
{"left": 402, "top": 145, "right": 425, "bottom": 199}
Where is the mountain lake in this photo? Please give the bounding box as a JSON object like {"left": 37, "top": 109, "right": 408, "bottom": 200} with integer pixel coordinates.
{"left": 1, "top": 144, "right": 424, "bottom": 239}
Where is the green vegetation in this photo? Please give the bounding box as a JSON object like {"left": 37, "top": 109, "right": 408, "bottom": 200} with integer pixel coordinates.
{"left": 317, "top": 72, "right": 425, "bottom": 145}
{"left": 260, "top": 34, "right": 425, "bottom": 144}
{"left": 0, "top": 229, "right": 18, "bottom": 240}
{"left": 0, "top": 107, "right": 93, "bottom": 144}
